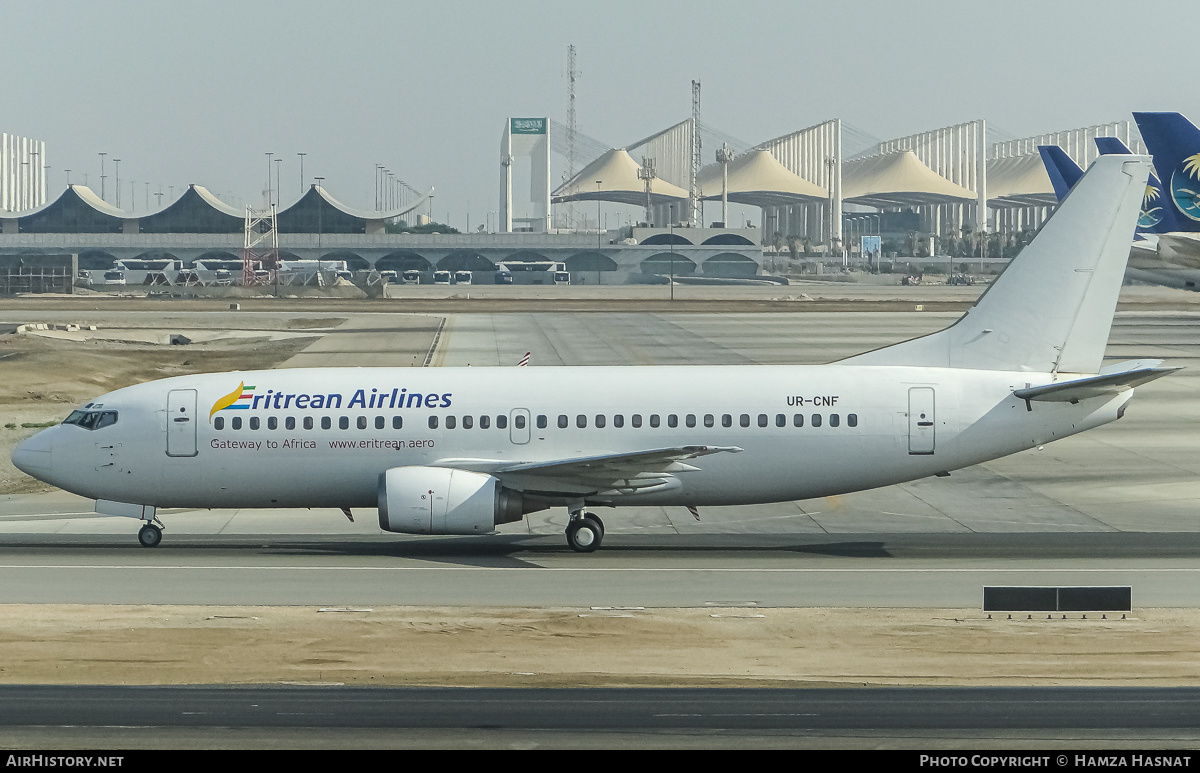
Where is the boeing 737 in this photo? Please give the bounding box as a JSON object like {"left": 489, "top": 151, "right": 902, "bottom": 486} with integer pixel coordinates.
{"left": 11, "top": 155, "right": 1176, "bottom": 552}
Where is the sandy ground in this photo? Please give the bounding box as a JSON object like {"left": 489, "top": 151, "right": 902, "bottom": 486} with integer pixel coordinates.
{"left": 0, "top": 329, "right": 319, "bottom": 495}
{"left": 0, "top": 605, "right": 1192, "bottom": 688}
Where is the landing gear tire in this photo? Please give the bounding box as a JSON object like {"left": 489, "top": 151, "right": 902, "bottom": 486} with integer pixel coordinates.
{"left": 566, "top": 515, "right": 603, "bottom": 553}
{"left": 138, "top": 523, "right": 162, "bottom": 548}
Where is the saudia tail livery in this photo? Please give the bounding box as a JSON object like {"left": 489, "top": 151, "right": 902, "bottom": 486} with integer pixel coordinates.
{"left": 12, "top": 155, "right": 1177, "bottom": 552}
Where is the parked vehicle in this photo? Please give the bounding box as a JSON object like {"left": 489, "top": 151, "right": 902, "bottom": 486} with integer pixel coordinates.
{"left": 453, "top": 270, "right": 473, "bottom": 285}
{"left": 433, "top": 270, "right": 452, "bottom": 284}
{"left": 103, "top": 270, "right": 125, "bottom": 285}
{"left": 401, "top": 269, "right": 422, "bottom": 284}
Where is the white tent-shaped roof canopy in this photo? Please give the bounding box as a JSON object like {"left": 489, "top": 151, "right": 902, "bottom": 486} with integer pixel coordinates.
{"left": 842, "top": 151, "right": 976, "bottom": 207}
{"left": 699, "top": 149, "right": 828, "bottom": 207}
{"left": 553, "top": 148, "right": 688, "bottom": 206}
{"left": 985, "top": 153, "right": 1056, "bottom": 208}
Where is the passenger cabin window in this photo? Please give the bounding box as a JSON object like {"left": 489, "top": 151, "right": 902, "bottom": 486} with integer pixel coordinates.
{"left": 668, "top": 414, "right": 678, "bottom": 428}
{"left": 758, "top": 414, "right": 768, "bottom": 428}
{"left": 848, "top": 414, "right": 858, "bottom": 427}
{"left": 465, "top": 415, "right": 474, "bottom": 429}
{"left": 811, "top": 414, "right": 822, "bottom": 427}
{"left": 775, "top": 414, "right": 786, "bottom": 428}
{"left": 632, "top": 414, "right": 642, "bottom": 428}
{"left": 393, "top": 416, "right": 403, "bottom": 429}
{"left": 613, "top": 414, "right": 624, "bottom": 428}
{"left": 514, "top": 414, "right": 526, "bottom": 429}
{"left": 305, "top": 417, "right": 314, "bottom": 430}
{"left": 703, "top": 414, "right": 714, "bottom": 428}
{"left": 268, "top": 417, "right": 278, "bottom": 430}
{"left": 286, "top": 417, "right": 296, "bottom": 430}
{"left": 480, "top": 415, "right": 490, "bottom": 429}
{"left": 497, "top": 415, "right": 508, "bottom": 430}
{"left": 687, "top": 414, "right": 697, "bottom": 428}
{"left": 536, "top": 415, "right": 546, "bottom": 429}
{"left": 793, "top": 414, "right": 804, "bottom": 427}
{"left": 739, "top": 414, "right": 750, "bottom": 428}
{"left": 577, "top": 415, "right": 587, "bottom": 429}
{"left": 375, "top": 416, "right": 385, "bottom": 430}
{"left": 722, "top": 414, "right": 732, "bottom": 428}
{"left": 650, "top": 414, "right": 660, "bottom": 428}
{"left": 429, "top": 416, "right": 439, "bottom": 429}
{"left": 339, "top": 417, "right": 349, "bottom": 430}
{"left": 446, "top": 416, "right": 457, "bottom": 429}
{"left": 250, "top": 417, "right": 260, "bottom": 430}
{"left": 214, "top": 417, "right": 224, "bottom": 430}
{"left": 558, "top": 415, "right": 568, "bottom": 429}
{"left": 830, "top": 414, "right": 840, "bottom": 427}
{"left": 595, "top": 415, "right": 606, "bottom": 428}
{"left": 232, "top": 417, "right": 242, "bottom": 430}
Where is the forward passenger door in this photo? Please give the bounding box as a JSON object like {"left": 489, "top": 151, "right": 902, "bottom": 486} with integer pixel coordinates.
{"left": 166, "top": 389, "right": 198, "bottom": 457}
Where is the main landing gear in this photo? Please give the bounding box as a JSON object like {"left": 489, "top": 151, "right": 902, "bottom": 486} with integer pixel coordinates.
{"left": 137, "top": 516, "right": 166, "bottom": 548}
{"left": 566, "top": 511, "right": 604, "bottom": 553}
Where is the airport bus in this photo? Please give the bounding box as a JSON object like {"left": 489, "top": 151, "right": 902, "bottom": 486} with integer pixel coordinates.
{"left": 494, "top": 260, "right": 569, "bottom": 285}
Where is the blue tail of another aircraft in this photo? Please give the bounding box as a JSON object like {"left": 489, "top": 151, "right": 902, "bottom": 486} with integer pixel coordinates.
{"left": 1131, "top": 112, "right": 1200, "bottom": 232}
{"left": 1038, "top": 145, "right": 1083, "bottom": 201}
{"left": 1094, "top": 134, "right": 1178, "bottom": 234}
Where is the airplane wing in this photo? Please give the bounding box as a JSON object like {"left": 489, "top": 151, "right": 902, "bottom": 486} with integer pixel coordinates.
{"left": 434, "top": 445, "right": 743, "bottom": 498}
{"left": 1014, "top": 360, "right": 1180, "bottom": 403}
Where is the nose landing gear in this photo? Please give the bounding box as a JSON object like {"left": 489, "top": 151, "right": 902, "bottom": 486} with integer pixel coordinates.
{"left": 137, "top": 516, "right": 165, "bottom": 548}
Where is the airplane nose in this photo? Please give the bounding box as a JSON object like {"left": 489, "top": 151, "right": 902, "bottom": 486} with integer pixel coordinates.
{"left": 12, "top": 429, "right": 53, "bottom": 476}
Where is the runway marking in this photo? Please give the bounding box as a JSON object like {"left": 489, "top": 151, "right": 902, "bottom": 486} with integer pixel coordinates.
{"left": 0, "top": 565, "right": 1198, "bottom": 573}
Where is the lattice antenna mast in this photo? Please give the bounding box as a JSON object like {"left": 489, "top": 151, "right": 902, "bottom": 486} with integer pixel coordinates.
{"left": 637, "top": 157, "right": 656, "bottom": 227}
{"left": 690, "top": 79, "right": 702, "bottom": 227}
{"left": 565, "top": 44, "right": 579, "bottom": 231}
{"left": 242, "top": 204, "right": 279, "bottom": 286}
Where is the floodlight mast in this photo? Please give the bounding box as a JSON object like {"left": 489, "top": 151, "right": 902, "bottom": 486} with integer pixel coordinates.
{"left": 717, "top": 142, "right": 734, "bottom": 227}
{"left": 637, "top": 158, "right": 656, "bottom": 227}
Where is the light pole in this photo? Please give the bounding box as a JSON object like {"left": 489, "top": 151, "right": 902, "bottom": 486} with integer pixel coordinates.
{"left": 274, "top": 158, "right": 282, "bottom": 207}
{"left": 64, "top": 169, "right": 71, "bottom": 186}
{"left": 99, "top": 152, "right": 107, "bottom": 202}
{"left": 669, "top": 203, "right": 675, "bottom": 301}
{"left": 297, "top": 153, "right": 306, "bottom": 197}
{"left": 266, "top": 152, "right": 274, "bottom": 206}
{"left": 113, "top": 159, "right": 120, "bottom": 208}
{"left": 314, "top": 176, "right": 325, "bottom": 250}
{"left": 596, "top": 180, "right": 602, "bottom": 285}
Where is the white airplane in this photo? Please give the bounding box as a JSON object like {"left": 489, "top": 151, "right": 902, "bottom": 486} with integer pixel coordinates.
{"left": 11, "top": 155, "right": 1176, "bottom": 552}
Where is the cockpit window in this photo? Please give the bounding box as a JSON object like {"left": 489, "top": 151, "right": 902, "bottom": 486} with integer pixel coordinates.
{"left": 62, "top": 410, "right": 118, "bottom": 430}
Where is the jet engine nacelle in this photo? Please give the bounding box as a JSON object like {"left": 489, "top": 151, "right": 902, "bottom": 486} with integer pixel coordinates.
{"left": 377, "top": 466, "right": 527, "bottom": 535}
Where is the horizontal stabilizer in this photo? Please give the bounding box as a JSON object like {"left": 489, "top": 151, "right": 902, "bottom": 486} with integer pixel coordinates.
{"left": 1013, "top": 361, "right": 1180, "bottom": 403}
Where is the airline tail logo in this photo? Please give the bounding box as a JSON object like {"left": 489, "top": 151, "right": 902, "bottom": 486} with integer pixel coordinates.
{"left": 1140, "top": 182, "right": 1165, "bottom": 229}
{"left": 1171, "top": 153, "right": 1200, "bottom": 222}
{"left": 209, "top": 382, "right": 254, "bottom": 421}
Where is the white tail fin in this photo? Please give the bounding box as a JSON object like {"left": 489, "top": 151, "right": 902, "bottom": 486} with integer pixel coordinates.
{"left": 844, "top": 154, "right": 1152, "bottom": 373}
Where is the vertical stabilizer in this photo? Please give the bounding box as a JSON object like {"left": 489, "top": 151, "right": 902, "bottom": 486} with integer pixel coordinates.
{"left": 1039, "top": 145, "right": 1084, "bottom": 201}
{"left": 844, "top": 154, "right": 1151, "bottom": 373}
{"left": 1131, "top": 112, "right": 1200, "bottom": 231}
{"left": 1094, "top": 135, "right": 1179, "bottom": 235}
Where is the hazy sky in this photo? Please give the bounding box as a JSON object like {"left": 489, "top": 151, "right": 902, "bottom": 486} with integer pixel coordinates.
{"left": 8, "top": 0, "right": 1199, "bottom": 227}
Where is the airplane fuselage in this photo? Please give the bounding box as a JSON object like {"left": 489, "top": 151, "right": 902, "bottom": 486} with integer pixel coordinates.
{"left": 16, "top": 365, "right": 1130, "bottom": 512}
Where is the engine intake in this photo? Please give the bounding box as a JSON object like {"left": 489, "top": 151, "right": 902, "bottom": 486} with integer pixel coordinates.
{"left": 377, "top": 466, "right": 529, "bottom": 535}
